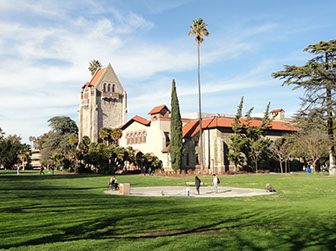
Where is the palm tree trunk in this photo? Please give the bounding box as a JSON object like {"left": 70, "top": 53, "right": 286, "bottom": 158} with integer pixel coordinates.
{"left": 198, "top": 44, "right": 204, "bottom": 172}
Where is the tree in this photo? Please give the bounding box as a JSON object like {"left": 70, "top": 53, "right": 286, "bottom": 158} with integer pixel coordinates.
{"left": 99, "top": 127, "right": 112, "bottom": 145}
{"left": 271, "top": 137, "right": 289, "bottom": 173}
{"left": 188, "top": 18, "right": 209, "bottom": 172}
{"left": 290, "top": 129, "right": 328, "bottom": 173}
{"left": 169, "top": 79, "right": 183, "bottom": 171}
{"left": 17, "top": 143, "right": 31, "bottom": 170}
{"left": 273, "top": 40, "right": 336, "bottom": 176}
{"left": 68, "top": 134, "right": 79, "bottom": 173}
{"left": 0, "top": 134, "right": 22, "bottom": 169}
{"left": 111, "top": 128, "right": 122, "bottom": 146}
{"left": 88, "top": 60, "right": 103, "bottom": 76}
{"left": 52, "top": 153, "right": 65, "bottom": 172}
{"left": 228, "top": 97, "right": 273, "bottom": 172}
{"left": 39, "top": 116, "right": 78, "bottom": 169}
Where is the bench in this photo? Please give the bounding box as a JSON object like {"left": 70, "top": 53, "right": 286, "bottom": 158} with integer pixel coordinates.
{"left": 185, "top": 181, "right": 206, "bottom": 186}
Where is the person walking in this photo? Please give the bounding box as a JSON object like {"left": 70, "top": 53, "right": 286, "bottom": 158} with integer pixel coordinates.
{"left": 40, "top": 165, "right": 45, "bottom": 175}
{"left": 195, "top": 175, "right": 201, "bottom": 195}
{"left": 17, "top": 166, "right": 20, "bottom": 175}
{"left": 212, "top": 174, "right": 218, "bottom": 193}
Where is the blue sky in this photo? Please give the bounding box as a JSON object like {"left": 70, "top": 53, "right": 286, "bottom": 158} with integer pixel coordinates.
{"left": 1, "top": 0, "right": 336, "bottom": 143}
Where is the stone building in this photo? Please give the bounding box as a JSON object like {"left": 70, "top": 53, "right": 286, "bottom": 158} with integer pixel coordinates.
{"left": 79, "top": 64, "right": 127, "bottom": 142}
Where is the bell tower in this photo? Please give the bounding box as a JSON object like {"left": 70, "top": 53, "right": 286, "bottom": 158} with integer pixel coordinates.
{"left": 79, "top": 63, "right": 127, "bottom": 142}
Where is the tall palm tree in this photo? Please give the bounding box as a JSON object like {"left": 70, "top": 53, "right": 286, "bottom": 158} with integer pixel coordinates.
{"left": 188, "top": 18, "right": 209, "bottom": 172}
{"left": 88, "top": 60, "right": 103, "bottom": 76}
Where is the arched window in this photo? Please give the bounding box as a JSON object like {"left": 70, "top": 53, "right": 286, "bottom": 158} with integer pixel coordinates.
{"left": 103, "top": 83, "right": 107, "bottom": 92}
{"left": 130, "top": 133, "right": 134, "bottom": 144}
{"left": 126, "top": 134, "right": 130, "bottom": 145}
{"left": 112, "top": 84, "right": 115, "bottom": 92}
{"left": 108, "top": 84, "right": 111, "bottom": 92}
{"left": 139, "top": 132, "right": 142, "bottom": 143}
{"left": 143, "top": 131, "right": 147, "bottom": 143}
{"left": 134, "top": 133, "right": 138, "bottom": 144}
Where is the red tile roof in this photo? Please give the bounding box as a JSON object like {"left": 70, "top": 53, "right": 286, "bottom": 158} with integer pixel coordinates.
{"left": 270, "top": 109, "right": 284, "bottom": 113}
{"left": 148, "top": 105, "right": 171, "bottom": 115}
{"left": 82, "top": 68, "right": 106, "bottom": 88}
{"left": 183, "top": 117, "right": 298, "bottom": 138}
{"left": 162, "top": 146, "right": 169, "bottom": 153}
{"left": 120, "top": 116, "right": 151, "bottom": 130}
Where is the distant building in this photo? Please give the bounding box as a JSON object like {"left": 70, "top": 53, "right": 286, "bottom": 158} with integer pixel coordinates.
{"left": 119, "top": 107, "right": 298, "bottom": 172}
{"left": 31, "top": 149, "right": 41, "bottom": 168}
{"left": 77, "top": 64, "right": 298, "bottom": 172}
{"left": 78, "top": 64, "right": 127, "bottom": 142}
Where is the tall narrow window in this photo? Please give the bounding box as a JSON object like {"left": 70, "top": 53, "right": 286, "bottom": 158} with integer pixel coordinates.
{"left": 103, "top": 83, "right": 107, "bottom": 92}
{"left": 143, "top": 131, "right": 147, "bottom": 143}
{"left": 112, "top": 84, "right": 115, "bottom": 92}
{"left": 139, "top": 132, "right": 142, "bottom": 143}
{"left": 108, "top": 84, "right": 111, "bottom": 92}
{"left": 134, "top": 133, "right": 138, "bottom": 144}
{"left": 126, "top": 134, "right": 130, "bottom": 145}
{"left": 131, "top": 133, "right": 134, "bottom": 144}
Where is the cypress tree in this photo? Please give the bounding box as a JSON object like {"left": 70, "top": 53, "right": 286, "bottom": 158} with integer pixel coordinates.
{"left": 169, "top": 79, "right": 183, "bottom": 171}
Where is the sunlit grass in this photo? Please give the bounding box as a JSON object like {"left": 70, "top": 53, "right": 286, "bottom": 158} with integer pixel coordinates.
{"left": 0, "top": 172, "right": 335, "bottom": 250}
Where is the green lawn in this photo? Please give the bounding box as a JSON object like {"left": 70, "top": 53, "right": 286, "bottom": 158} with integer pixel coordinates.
{"left": 0, "top": 172, "right": 335, "bottom": 250}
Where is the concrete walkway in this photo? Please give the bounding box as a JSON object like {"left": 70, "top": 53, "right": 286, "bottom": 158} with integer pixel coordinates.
{"left": 104, "top": 186, "right": 274, "bottom": 198}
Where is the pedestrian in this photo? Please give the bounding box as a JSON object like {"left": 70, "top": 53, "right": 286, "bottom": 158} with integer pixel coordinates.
{"left": 212, "top": 174, "right": 218, "bottom": 193}
{"left": 17, "top": 166, "right": 20, "bottom": 175}
{"left": 195, "top": 175, "right": 201, "bottom": 195}
{"left": 40, "top": 165, "right": 45, "bottom": 175}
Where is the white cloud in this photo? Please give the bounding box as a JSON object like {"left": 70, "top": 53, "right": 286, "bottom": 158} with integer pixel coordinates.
{"left": 0, "top": 1, "right": 287, "bottom": 142}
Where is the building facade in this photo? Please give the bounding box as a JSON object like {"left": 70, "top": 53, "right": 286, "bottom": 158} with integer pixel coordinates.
{"left": 78, "top": 64, "right": 127, "bottom": 142}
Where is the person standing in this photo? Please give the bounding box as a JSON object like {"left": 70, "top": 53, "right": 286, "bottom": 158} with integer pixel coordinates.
{"left": 195, "top": 175, "right": 201, "bottom": 195}
{"left": 17, "top": 166, "right": 20, "bottom": 175}
{"left": 212, "top": 174, "right": 218, "bottom": 193}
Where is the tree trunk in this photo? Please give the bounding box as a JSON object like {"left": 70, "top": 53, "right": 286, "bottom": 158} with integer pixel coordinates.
{"left": 279, "top": 161, "right": 283, "bottom": 173}
{"left": 325, "top": 53, "right": 336, "bottom": 176}
{"left": 197, "top": 44, "right": 204, "bottom": 172}
{"left": 285, "top": 160, "right": 288, "bottom": 174}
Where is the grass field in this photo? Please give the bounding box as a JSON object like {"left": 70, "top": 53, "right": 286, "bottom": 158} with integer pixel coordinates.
{"left": 0, "top": 171, "right": 336, "bottom": 250}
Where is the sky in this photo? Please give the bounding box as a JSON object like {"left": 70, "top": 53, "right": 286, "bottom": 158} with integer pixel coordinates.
{"left": 1, "top": 0, "right": 336, "bottom": 143}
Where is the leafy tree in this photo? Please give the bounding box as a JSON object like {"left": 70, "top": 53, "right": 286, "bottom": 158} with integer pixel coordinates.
{"left": 88, "top": 60, "right": 103, "bottom": 76}
{"left": 17, "top": 143, "right": 31, "bottom": 170}
{"left": 39, "top": 116, "right": 78, "bottom": 169}
{"left": 0, "top": 135, "right": 22, "bottom": 169}
{"left": 228, "top": 97, "right": 272, "bottom": 172}
{"left": 68, "top": 134, "right": 79, "bottom": 173}
{"left": 273, "top": 40, "right": 336, "bottom": 175}
{"left": 52, "top": 153, "right": 65, "bottom": 172}
{"left": 0, "top": 128, "right": 4, "bottom": 139}
{"left": 188, "top": 18, "right": 209, "bottom": 172}
{"left": 169, "top": 79, "right": 183, "bottom": 171}
{"left": 48, "top": 116, "right": 78, "bottom": 135}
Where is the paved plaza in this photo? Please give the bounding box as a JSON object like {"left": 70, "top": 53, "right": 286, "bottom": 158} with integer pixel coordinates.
{"left": 104, "top": 186, "right": 273, "bottom": 198}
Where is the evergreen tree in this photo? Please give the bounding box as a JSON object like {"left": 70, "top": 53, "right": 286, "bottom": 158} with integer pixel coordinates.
{"left": 228, "top": 97, "right": 272, "bottom": 172}
{"left": 169, "top": 79, "right": 183, "bottom": 171}
{"left": 273, "top": 40, "right": 336, "bottom": 175}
